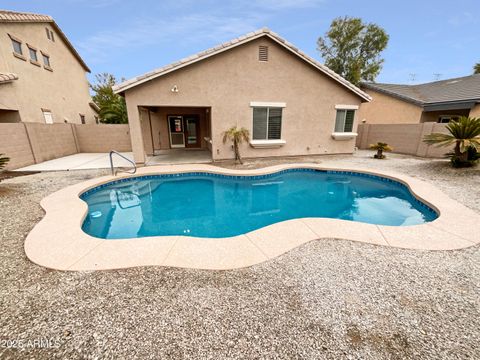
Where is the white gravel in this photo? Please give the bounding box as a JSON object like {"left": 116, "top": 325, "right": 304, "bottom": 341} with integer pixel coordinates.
{"left": 0, "top": 151, "right": 479, "bottom": 359}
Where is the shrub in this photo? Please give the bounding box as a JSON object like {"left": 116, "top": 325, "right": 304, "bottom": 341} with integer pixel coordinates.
{"left": 424, "top": 116, "right": 480, "bottom": 167}
{"left": 369, "top": 142, "right": 393, "bottom": 159}
{"left": 0, "top": 154, "right": 9, "bottom": 171}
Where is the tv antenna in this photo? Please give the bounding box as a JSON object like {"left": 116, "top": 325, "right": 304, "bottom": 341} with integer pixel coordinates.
{"left": 433, "top": 73, "right": 442, "bottom": 81}
{"left": 408, "top": 73, "right": 417, "bottom": 83}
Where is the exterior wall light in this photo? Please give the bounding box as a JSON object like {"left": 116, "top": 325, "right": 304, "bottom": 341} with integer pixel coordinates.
{"left": 171, "top": 85, "right": 179, "bottom": 93}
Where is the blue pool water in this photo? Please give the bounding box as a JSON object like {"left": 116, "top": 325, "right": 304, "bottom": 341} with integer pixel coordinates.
{"left": 80, "top": 169, "right": 438, "bottom": 239}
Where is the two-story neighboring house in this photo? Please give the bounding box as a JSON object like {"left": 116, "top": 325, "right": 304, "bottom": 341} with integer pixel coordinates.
{"left": 0, "top": 9, "right": 98, "bottom": 124}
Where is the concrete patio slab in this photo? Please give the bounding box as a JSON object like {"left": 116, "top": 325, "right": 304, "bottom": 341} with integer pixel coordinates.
{"left": 146, "top": 149, "right": 212, "bottom": 165}
{"left": 16, "top": 152, "right": 134, "bottom": 171}
{"left": 16, "top": 149, "right": 212, "bottom": 172}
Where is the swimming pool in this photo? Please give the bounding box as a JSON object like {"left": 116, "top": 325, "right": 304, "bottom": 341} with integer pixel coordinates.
{"left": 80, "top": 169, "right": 438, "bottom": 239}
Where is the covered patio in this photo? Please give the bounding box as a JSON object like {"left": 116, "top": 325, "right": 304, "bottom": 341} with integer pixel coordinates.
{"left": 138, "top": 106, "right": 213, "bottom": 162}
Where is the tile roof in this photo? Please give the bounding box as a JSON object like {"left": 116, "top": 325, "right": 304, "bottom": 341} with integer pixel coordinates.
{"left": 0, "top": 71, "right": 18, "bottom": 83}
{"left": 113, "top": 28, "right": 371, "bottom": 102}
{"left": 0, "top": 9, "right": 90, "bottom": 72}
{"left": 362, "top": 74, "right": 480, "bottom": 105}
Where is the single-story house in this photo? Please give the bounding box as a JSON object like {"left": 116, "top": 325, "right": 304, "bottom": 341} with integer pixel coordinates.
{"left": 113, "top": 28, "right": 371, "bottom": 164}
{"left": 358, "top": 74, "right": 480, "bottom": 124}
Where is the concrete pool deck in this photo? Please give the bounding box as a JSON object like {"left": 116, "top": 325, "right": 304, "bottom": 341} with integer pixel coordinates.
{"left": 24, "top": 163, "right": 480, "bottom": 271}
{"left": 16, "top": 150, "right": 212, "bottom": 172}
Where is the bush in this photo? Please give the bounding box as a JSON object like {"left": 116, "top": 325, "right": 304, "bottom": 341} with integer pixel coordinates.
{"left": 0, "top": 154, "right": 9, "bottom": 171}
{"left": 369, "top": 142, "right": 393, "bottom": 159}
{"left": 447, "top": 147, "right": 479, "bottom": 168}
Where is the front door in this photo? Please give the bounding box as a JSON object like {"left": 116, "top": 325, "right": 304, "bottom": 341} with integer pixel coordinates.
{"left": 184, "top": 115, "right": 201, "bottom": 148}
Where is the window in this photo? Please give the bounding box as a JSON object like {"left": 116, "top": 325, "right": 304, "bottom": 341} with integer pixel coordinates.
{"left": 50, "top": 30, "right": 55, "bottom": 42}
{"left": 253, "top": 107, "right": 282, "bottom": 140}
{"left": 42, "top": 110, "right": 53, "bottom": 124}
{"left": 42, "top": 53, "right": 51, "bottom": 68}
{"left": 438, "top": 115, "right": 459, "bottom": 123}
{"left": 258, "top": 45, "right": 268, "bottom": 61}
{"left": 45, "top": 27, "right": 50, "bottom": 40}
{"left": 11, "top": 38, "right": 23, "bottom": 55}
{"left": 334, "top": 109, "right": 355, "bottom": 132}
{"left": 28, "top": 46, "right": 38, "bottom": 62}
{"left": 80, "top": 114, "right": 86, "bottom": 124}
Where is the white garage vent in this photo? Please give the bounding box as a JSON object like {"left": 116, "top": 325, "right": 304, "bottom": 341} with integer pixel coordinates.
{"left": 259, "top": 45, "right": 268, "bottom": 61}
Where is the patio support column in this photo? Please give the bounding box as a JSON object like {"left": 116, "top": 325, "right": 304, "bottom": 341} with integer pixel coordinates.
{"left": 126, "top": 101, "right": 146, "bottom": 165}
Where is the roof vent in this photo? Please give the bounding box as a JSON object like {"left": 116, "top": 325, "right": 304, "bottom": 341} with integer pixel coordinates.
{"left": 258, "top": 45, "right": 268, "bottom": 62}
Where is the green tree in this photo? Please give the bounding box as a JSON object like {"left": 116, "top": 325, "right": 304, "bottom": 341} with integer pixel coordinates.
{"left": 90, "top": 73, "right": 128, "bottom": 124}
{"left": 423, "top": 117, "right": 480, "bottom": 167}
{"left": 222, "top": 126, "right": 250, "bottom": 164}
{"left": 474, "top": 62, "right": 480, "bottom": 74}
{"left": 317, "top": 16, "right": 389, "bottom": 85}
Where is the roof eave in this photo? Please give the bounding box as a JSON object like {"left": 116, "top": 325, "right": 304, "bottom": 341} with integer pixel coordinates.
{"left": 361, "top": 83, "right": 424, "bottom": 106}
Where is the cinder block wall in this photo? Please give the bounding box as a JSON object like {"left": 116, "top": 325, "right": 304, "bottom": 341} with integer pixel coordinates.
{"left": 74, "top": 124, "right": 131, "bottom": 152}
{"left": 0, "top": 123, "right": 36, "bottom": 169}
{"left": 0, "top": 123, "right": 132, "bottom": 170}
{"left": 24, "top": 123, "right": 78, "bottom": 163}
{"left": 356, "top": 123, "right": 452, "bottom": 158}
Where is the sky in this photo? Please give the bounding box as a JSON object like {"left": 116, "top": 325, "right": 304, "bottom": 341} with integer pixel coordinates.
{"left": 3, "top": 0, "right": 479, "bottom": 85}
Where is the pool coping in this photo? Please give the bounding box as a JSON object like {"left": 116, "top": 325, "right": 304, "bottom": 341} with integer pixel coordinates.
{"left": 25, "top": 163, "right": 480, "bottom": 271}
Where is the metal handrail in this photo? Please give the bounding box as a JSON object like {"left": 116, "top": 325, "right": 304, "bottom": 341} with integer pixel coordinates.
{"left": 109, "top": 150, "right": 137, "bottom": 176}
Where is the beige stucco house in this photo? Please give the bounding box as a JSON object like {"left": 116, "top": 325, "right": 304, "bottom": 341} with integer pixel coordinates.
{"left": 0, "top": 9, "right": 98, "bottom": 124}
{"left": 358, "top": 74, "right": 480, "bottom": 124}
{"left": 114, "top": 28, "right": 371, "bottom": 164}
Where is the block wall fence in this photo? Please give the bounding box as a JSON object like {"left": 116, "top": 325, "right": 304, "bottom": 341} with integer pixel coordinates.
{"left": 356, "top": 123, "right": 452, "bottom": 158}
{"left": 0, "top": 123, "right": 131, "bottom": 170}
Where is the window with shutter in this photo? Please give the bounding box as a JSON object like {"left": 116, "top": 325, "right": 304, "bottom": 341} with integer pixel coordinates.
{"left": 252, "top": 107, "right": 282, "bottom": 140}
{"left": 258, "top": 45, "right": 268, "bottom": 61}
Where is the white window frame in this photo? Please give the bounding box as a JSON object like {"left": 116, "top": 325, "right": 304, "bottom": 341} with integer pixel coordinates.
{"left": 42, "top": 110, "right": 53, "bottom": 124}
{"left": 332, "top": 105, "right": 358, "bottom": 140}
{"left": 250, "top": 102, "right": 286, "bottom": 148}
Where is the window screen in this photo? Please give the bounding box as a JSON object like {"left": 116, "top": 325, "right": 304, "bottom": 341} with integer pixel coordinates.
{"left": 253, "top": 107, "right": 282, "bottom": 140}
{"left": 334, "top": 109, "right": 355, "bottom": 132}
{"left": 29, "top": 47, "right": 38, "bottom": 62}
{"left": 11, "top": 39, "right": 22, "bottom": 55}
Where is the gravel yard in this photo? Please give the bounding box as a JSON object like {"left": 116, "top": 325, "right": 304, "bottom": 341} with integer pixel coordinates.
{"left": 0, "top": 151, "right": 479, "bottom": 359}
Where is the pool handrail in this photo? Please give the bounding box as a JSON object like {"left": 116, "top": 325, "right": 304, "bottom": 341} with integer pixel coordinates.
{"left": 109, "top": 150, "right": 137, "bottom": 176}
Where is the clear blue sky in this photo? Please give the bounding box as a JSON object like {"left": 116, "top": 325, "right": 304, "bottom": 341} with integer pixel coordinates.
{"left": 4, "top": 0, "right": 479, "bottom": 84}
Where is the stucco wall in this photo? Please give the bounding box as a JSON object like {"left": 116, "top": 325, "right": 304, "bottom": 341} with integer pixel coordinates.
{"left": 469, "top": 104, "right": 480, "bottom": 118}
{"left": 123, "top": 37, "right": 365, "bottom": 163}
{"left": 356, "top": 123, "right": 452, "bottom": 158}
{"left": 74, "top": 124, "right": 131, "bottom": 152}
{"left": 0, "top": 22, "right": 96, "bottom": 124}
{"left": 357, "top": 89, "right": 423, "bottom": 124}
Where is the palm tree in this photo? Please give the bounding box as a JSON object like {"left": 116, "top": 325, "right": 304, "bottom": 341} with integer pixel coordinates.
{"left": 0, "top": 154, "right": 9, "bottom": 170}
{"left": 99, "top": 97, "right": 128, "bottom": 124}
{"left": 474, "top": 62, "right": 480, "bottom": 74}
{"left": 423, "top": 116, "right": 480, "bottom": 165}
{"left": 369, "top": 142, "right": 393, "bottom": 159}
{"left": 222, "top": 126, "right": 250, "bottom": 164}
